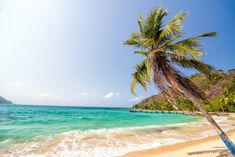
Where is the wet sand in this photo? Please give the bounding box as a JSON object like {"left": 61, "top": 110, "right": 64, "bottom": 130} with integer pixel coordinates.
{"left": 123, "top": 115, "right": 235, "bottom": 157}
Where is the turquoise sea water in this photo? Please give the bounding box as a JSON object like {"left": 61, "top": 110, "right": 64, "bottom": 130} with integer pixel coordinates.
{"left": 0, "top": 104, "right": 200, "bottom": 144}
{"left": 6, "top": 104, "right": 231, "bottom": 156}
{"left": 0, "top": 104, "right": 234, "bottom": 157}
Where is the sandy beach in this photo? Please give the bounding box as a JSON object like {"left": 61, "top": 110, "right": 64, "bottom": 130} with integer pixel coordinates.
{"left": 123, "top": 128, "right": 235, "bottom": 157}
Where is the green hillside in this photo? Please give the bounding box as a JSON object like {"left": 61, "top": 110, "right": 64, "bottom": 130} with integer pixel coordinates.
{"left": 132, "top": 69, "right": 235, "bottom": 112}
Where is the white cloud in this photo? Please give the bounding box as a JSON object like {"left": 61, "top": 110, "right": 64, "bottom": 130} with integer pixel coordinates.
{"left": 103, "top": 92, "right": 120, "bottom": 98}
{"left": 129, "top": 96, "right": 143, "bottom": 102}
{"left": 81, "top": 92, "right": 88, "bottom": 96}
{"left": 9, "top": 82, "right": 24, "bottom": 87}
{"left": 38, "top": 92, "right": 51, "bottom": 98}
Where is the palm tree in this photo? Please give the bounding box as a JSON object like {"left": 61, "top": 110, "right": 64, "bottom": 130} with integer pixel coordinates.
{"left": 124, "top": 7, "right": 235, "bottom": 155}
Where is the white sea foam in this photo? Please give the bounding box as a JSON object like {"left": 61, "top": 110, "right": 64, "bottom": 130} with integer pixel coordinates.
{"left": 1, "top": 116, "right": 235, "bottom": 157}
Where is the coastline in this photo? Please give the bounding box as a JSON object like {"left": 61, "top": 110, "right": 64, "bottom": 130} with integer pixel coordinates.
{"left": 129, "top": 108, "right": 230, "bottom": 116}
{"left": 122, "top": 129, "right": 235, "bottom": 157}
{"left": 1, "top": 105, "right": 234, "bottom": 157}
{"left": 122, "top": 115, "right": 235, "bottom": 157}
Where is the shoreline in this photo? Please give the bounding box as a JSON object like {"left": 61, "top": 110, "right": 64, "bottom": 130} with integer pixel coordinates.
{"left": 130, "top": 108, "right": 232, "bottom": 116}
{"left": 122, "top": 128, "right": 235, "bottom": 157}
{"left": 1, "top": 107, "right": 234, "bottom": 157}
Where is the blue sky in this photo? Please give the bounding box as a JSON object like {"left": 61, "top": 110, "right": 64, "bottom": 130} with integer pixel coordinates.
{"left": 0, "top": 0, "right": 234, "bottom": 106}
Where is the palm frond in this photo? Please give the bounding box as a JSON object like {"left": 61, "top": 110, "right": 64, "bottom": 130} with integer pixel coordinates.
{"left": 170, "top": 55, "right": 214, "bottom": 75}
{"left": 198, "top": 32, "right": 217, "bottom": 37}
{"left": 131, "top": 77, "right": 137, "bottom": 95}
{"left": 130, "top": 59, "right": 151, "bottom": 95}
{"left": 165, "top": 32, "right": 217, "bottom": 59}
{"left": 170, "top": 32, "right": 217, "bottom": 50}
{"left": 124, "top": 32, "right": 154, "bottom": 49}
{"left": 125, "top": 7, "right": 216, "bottom": 101}
{"left": 166, "top": 44, "right": 204, "bottom": 60}
{"left": 160, "top": 35, "right": 181, "bottom": 47}
{"left": 158, "top": 12, "right": 187, "bottom": 43}
{"left": 145, "top": 58, "right": 152, "bottom": 81}
{"left": 142, "top": 7, "right": 167, "bottom": 39}
{"left": 138, "top": 13, "right": 144, "bottom": 33}
{"left": 134, "top": 50, "right": 150, "bottom": 56}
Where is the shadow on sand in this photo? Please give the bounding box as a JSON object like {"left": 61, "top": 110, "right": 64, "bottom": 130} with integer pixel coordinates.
{"left": 187, "top": 147, "right": 232, "bottom": 157}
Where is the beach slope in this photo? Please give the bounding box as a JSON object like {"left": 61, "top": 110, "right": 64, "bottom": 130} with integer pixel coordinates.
{"left": 123, "top": 129, "right": 235, "bottom": 157}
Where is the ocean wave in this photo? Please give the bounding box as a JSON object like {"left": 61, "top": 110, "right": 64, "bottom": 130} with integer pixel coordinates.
{"left": 1, "top": 116, "right": 235, "bottom": 157}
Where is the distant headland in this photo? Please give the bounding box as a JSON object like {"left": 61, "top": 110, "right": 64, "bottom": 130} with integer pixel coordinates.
{"left": 0, "top": 96, "right": 13, "bottom": 104}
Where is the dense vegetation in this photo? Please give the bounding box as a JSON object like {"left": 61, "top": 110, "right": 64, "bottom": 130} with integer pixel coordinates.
{"left": 133, "top": 69, "right": 235, "bottom": 112}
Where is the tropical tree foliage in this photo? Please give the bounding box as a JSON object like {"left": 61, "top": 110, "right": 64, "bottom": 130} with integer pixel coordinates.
{"left": 125, "top": 7, "right": 215, "bottom": 98}
{"left": 124, "top": 7, "right": 235, "bottom": 155}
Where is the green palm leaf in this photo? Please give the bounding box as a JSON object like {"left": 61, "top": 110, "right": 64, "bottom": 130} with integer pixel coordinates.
{"left": 170, "top": 55, "right": 214, "bottom": 75}
{"left": 124, "top": 32, "right": 154, "bottom": 49}
{"left": 172, "top": 32, "right": 217, "bottom": 49}
{"left": 125, "top": 7, "right": 216, "bottom": 95}
{"left": 158, "top": 12, "right": 187, "bottom": 43}
{"left": 142, "top": 7, "right": 167, "bottom": 39}
{"left": 166, "top": 44, "right": 204, "bottom": 60}
{"left": 130, "top": 59, "right": 151, "bottom": 95}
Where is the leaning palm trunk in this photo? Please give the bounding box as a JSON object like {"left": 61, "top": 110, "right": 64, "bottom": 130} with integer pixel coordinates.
{"left": 125, "top": 7, "right": 235, "bottom": 156}
{"left": 182, "top": 88, "right": 235, "bottom": 155}
{"left": 163, "top": 90, "right": 183, "bottom": 111}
